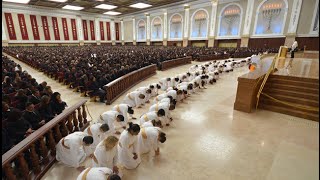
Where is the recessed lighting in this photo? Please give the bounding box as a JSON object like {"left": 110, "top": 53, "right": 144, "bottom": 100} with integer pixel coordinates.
{"left": 3, "top": 0, "right": 30, "bottom": 3}
{"left": 103, "top": 11, "right": 121, "bottom": 15}
{"left": 95, "top": 4, "right": 117, "bottom": 10}
{"left": 47, "top": 0, "right": 68, "bottom": 2}
{"left": 62, "top": 5, "right": 84, "bottom": 10}
{"left": 129, "top": 3, "right": 152, "bottom": 9}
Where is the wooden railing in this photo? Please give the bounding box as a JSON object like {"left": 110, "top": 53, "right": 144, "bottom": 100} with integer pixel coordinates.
{"left": 159, "top": 56, "right": 192, "bottom": 70}
{"left": 2, "top": 100, "right": 90, "bottom": 180}
{"left": 104, "top": 64, "right": 157, "bottom": 105}
{"left": 198, "top": 54, "right": 229, "bottom": 61}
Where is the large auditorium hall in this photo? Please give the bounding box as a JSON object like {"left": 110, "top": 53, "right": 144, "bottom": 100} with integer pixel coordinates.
{"left": 1, "top": 0, "right": 319, "bottom": 180}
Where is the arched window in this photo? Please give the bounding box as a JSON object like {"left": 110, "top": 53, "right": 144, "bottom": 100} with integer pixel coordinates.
{"left": 254, "top": 0, "right": 288, "bottom": 35}
{"left": 151, "top": 17, "right": 162, "bottom": 40}
{"left": 218, "top": 4, "right": 242, "bottom": 36}
{"left": 137, "top": 20, "right": 146, "bottom": 41}
{"left": 169, "top": 14, "right": 183, "bottom": 39}
{"left": 191, "top": 9, "right": 209, "bottom": 38}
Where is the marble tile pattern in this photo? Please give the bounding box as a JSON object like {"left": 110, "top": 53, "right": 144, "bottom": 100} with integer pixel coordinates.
{"left": 5, "top": 54, "right": 319, "bottom": 180}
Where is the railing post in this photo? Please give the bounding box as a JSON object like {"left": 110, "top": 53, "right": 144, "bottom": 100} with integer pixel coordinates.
{"left": 82, "top": 104, "right": 87, "bottom": 124}
{"left": 17, "top": 153, "right": 30, "bottom": 180}
{"left": 29, "top": 144, "right": 41, "bottom": 174}
{"left": 3, "top": 163, "right": 16, "bottom": 180}
{"left": 67, "top": 115, "right": 73, "bottom": 132}
{"left": 77, "top": 108, "right": 83, "bottom": 128}
{"left": 73, "top": 111, "right": 79, "bottom": 131}
{"left": 47, "top": 130, "right": 56, "bottom": 156}
{"left": 38, "top": 136, "right": 49, "bottom": 164}
{"left": 54, "top": 125, "right": 62, "bottom": 143}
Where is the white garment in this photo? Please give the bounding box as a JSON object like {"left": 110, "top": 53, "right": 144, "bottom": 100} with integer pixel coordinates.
{"left": 141, "top": 121, "right": 155, "bottom": 128}
{"left": 137, "top": 127, "right": 161, "bottom": 157}
{"left": 100, "top": 111, "right": 123, "bottom": 134}
{"left": 291, "top": 41, "right": 298, "bottom": 50}
{"left": 76, "top": 167, "right": 114, "bottom": 180}
{"left": 152, "top": 93, "right": 167, "bottom": 104}
{"left": 112, "top": 104, "right": 131, "bottom": 123}
{"left": 92, "top": 140, "right": 118, "bottom": 169}
{"left": 139, "top": 111, "right": 159, "bottom": 125}
{"left": 117, "top": 130, "right": 141, "bottom": 169}
{"left": 149, "top": 83, "right": 160, "bottom": 97}
{"left": 83, "top": 123, "right": 110, "bottom": 154}
{"left": 123, "top": 91, "right": 144, "bottom": 108}
{"left": 136, "top": 86, "right": 151, "bottom": 103}
{"left": 149, "top": 102, "right": 171, "bottom": 125}
{"left": 56, "top": 132, "right": 89, "bottom": 168}
{"left": 166, "top": 89, "right": 177, "bottom": 100}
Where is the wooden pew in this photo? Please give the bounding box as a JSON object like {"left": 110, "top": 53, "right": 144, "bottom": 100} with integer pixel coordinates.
{"left": 104, "top": 64, "right": 157, "bottom": 105}
{"left": 2, "top": 100, "right": 90, "bottom": 180}
{"left": 159, "top": 56, "right": 192, "bottom": 71}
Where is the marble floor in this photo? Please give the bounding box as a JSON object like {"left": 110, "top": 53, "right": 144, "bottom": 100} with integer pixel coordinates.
{"left": 5, "top": 54, "right": 319, "bottom": 180}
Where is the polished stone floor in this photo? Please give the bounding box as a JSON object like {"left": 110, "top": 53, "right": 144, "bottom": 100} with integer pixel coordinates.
{"left": 6, "top": 54, "right": 319, "bottom": 180}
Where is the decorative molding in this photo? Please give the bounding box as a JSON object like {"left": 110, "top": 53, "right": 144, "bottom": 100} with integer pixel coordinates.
{"left": 217, "top": 3, "right": 243, "bottom": 37}
{"left": 242, "top": 0, "right": 254, "bottom": 35}
{"left": 136, "top": 19, "right": 147, "bottom": 41}
{"left": 184, "top": 7, "right": 190, "bottom": 38}
{"left": 164, "top": 12, "right": 168, "bottom": 39}
{"left": 132, "top": 18, "right": 136, "bottom": 41}
{"left": 296, "top": 34, "right": 319, "bottom": 37}
{"left": 209, "top": 1, "right": 218, "bottom": 36}
{"left": 309, "top": 0, "right": 319, "bottom": 34}
{"left": 146, "top": 15, "right": 151, "bottom": 40}
{"left": 190, "top": 8, "right": 210, "bottom": 38}
{"left": 168, "top": 13, "right": 184, "bottom": 40}
{"left": 215, "top": 36, "right": 240, "bottom": 39}
{"left": 287, "top": 0, "right": 302, "bottom": 34}
{"left": 250, "top": 34, "right": 286, "bottom": 38}
{"left": 151, "top": 16, "right": 163, "bottom": 41}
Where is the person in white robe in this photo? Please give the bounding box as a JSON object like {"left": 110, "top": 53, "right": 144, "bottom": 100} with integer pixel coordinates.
{"left": 92, "top": 136, "right": 121, "bottom": 177}
{"left": 149, "top": 83, "right": 161, "bottom": 97}
{"left": 141, "top": 119, "right": 163, "bottom": 128}
{"left": 117, "top": 123, "right": 141, "bottom": 169}
{"left": 139, "top": 110, "right": 166, "bottom": 125}
{"left": 136, "top": 87, "right": 152, "bottom": 104}
{"left": 123, "top": 91, "right": 145, "bottom": 108}
{"left": 100, "top": 111, "right": 125, "bottom": 135}
{"left": 76, "top": 167, "right": 121, "bottom": 180}
{"left": 159, "top": 78, "right": 171, "bottom": 91}
{"left": 166, "top": 89, "right": 177, "bottom": 101}
{"left": 112, "top": 104, "right": 136, "bottom": 124}
{"left": 149, "top": 102, "right": 173, "bottom": 126}
{"left": 56, "top": 132, "right": 93, "bottom": 169}
{"left": 83, "top": 123, "right": 110, "bottom": 155}
{"left": 137, "top": 127, "right": 166, "bottom": 159}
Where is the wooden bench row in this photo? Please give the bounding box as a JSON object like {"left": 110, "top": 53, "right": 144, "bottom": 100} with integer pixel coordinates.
{"left": 198, "top": 54, "right": 229, "bottom": 61}
{"left": 2, "top": 100, "right": 90, "bottom": 180}
{"left": 159, "top": 56, "right": 192, "bottom": 71}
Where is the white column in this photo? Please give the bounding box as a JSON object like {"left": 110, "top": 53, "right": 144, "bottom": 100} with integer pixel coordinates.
{"left": 120, "top": 20, "right": 124, "bottom": 41}
{"left": 76, "top": 16, "right": 83, "bottom": 41}
{"left": 287, "top": 0, "right": 302, "bottom": 34}
{"left": 209, "top": 0, "right": 218, "bottom": 37}
{"left": 163, "top": 12, "right": 168, "bottom": 39}
{"left": 2, "top": 20, "right": 7, "bottom": 41}
{"left": 242, "top": 0, "right": 254, "bottom": 35}
{"left": 95, "top": 18, "right": 100, "bottom": 41}
{"left": 146, "top": 14, "right": 151, "bottom": 40}
{"left": 133, "top": 18, "right": 136, "bottom": 41}
{"left": 184, "top": 6, "right": 190, "bottom": 38}
{"left": 110, "top": 19, "right": 115, "bottom": 41}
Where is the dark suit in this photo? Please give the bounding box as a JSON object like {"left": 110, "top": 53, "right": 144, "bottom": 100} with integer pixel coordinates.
{"left": 28, "top": 95, "right": 41, "bottom": 105}
{"left": 22, "top": 111, "right": 43, "bottom": 130}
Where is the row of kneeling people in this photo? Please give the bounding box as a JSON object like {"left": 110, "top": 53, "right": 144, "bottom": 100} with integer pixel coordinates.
{"left": 55, "top": 57, "right": 250, "bottom": 180}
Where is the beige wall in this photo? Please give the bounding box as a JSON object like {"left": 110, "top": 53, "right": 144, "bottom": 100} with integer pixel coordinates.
{"left": 297, "top": 0, "right": 317, "bottom": 35}
{"left": 124, "top": 20, "right": 133, "bottom": 42}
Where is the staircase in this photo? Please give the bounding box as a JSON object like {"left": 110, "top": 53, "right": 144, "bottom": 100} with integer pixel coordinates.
{"left": 258, "top": 74, "right": 319, "bottom": 121}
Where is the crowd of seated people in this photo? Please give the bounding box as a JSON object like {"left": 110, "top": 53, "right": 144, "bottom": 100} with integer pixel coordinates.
{"left": 2, "top": 46, "right": 277, "bottom": 103}
{"left": 2, "top": 55, "right": 67, "bottom": 155}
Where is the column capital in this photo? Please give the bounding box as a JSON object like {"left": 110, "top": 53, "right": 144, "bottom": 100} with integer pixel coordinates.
{"left": 145, "top": 13, "right": 150, "bottom": 17}
{"left": 211, "top": 0, "right": 218, "bottom": 5}
{"left": 184, "top": 5, "right": 190, "bottom": 10}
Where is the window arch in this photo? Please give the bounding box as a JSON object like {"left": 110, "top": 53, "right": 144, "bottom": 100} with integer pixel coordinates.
{"left": 218, "top": 3, "right": 242, "bottom": 37}
{"left": 169, "top": 13, "right": 183, "bottom": 39}
{"left": 190, "top": 9, "right": 209, "bottom": 38}
{"left": 151, "top": 16, "right": 162, "bottom": 40}
{"left": 254, "top": 0, "right": 288, "bottom": 35}
{"left": 137, "top": 19, "right": 146, "bottom": 41}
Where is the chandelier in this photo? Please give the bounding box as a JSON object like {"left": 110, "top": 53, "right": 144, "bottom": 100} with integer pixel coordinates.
{"left": 262, "top": 3, "right": 282, "bottom": 32}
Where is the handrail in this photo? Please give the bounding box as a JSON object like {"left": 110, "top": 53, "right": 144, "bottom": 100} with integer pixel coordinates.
{"left": 160, "top": 56, "right": 192, "bottom": 70}
{"left": 255, "top": 55, "right": 277, "bottom": 109}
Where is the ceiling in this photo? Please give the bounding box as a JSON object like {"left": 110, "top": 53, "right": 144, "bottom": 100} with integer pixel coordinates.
{"left": 26, "top": 0, "right": 192, "bottom": 16}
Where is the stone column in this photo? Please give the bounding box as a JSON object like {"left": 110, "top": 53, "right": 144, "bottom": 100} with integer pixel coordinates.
{"left": 110, "top": 19, "right": 116, "bottom": 45}
{"left": 95, "top": 18, "right": 101, "bottom": 45}
{"left": 183, "top": 6, "right": 190, "bottom": 47}
{"left": 285, "top": 0, "right": 302, "bottom": 46}
{"left": 146, "top": 13, "right": 151, "bottom": 45}
{"left": 241, "top": 0, "right": 254, "bottom": 47}
{"left": 121, "top": 20, "right": 124, "bottom": 45}
{"left": 2, "top": 20, "right": 8, "bottom": 46}
{"left": 163, "top": 12, "right": 168, "bottom": 46}
{"left": 133, "top": 18, "right": 136, "bottom": 45}
{"left": 76, "top": 16, "right": 84, "bottom": 46}
{"left": 208, "top": 0, "right": 218, "bottom": 47}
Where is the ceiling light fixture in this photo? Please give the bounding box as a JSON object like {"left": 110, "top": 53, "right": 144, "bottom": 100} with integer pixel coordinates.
{"left": 3, "top": 0, "right": 30, "bottom": 4}
{"left": 129, "top": 2, "right": 152, "bottom": 9}
{"left": 103, "top": 11, "right": 121, "bottom": 15}
{"left": 62, "top": 5, "right": 84, "bottom": 10}
{"left": 95, "top": 4, "right": 117, "bottom": 10}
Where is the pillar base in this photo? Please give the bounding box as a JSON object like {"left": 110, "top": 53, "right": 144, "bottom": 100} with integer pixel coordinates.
{"left": 183, "top": 39, "right": 188, "bottom": 47}
{"left": 79, "top": 40, "right": 84, "bottom": 46}
{"left": 240, "top": 36, "right": 249, "bottom": 47}
{"left": 284, "top": 34, "right": 296, "bottom": 47}
{"left": 2, "top": 40, "right": 9, "bottom": 47}
{"left": 112, "top": 41, "right": 116, "bottom": 45}
{"left": 163, "top": 39, "right": 167, "bottom": 46}
{"left": 122, "top": 41, "right": 125, "bottom": 45}
{"left": 133, "top": 40, "right": 137, "bottom": 45}
{"left": 146, "top": 40, "right": 150, "bottom": 45}
{"left": 208, "top": 37, "right": 215, "bottom": 47}
{"left": 96, "top": 40, "right": 101, "bottom": 45}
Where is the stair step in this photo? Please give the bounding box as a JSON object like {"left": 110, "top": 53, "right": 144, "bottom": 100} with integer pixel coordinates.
{"left": 262, "top": 94, "right": 319, "bottom": 107}
{"left": 264, "top": 84, "right": 319, "bottom": 94}
{"left": 259, "top": 104, "right": 319, "bottom": 121}
{"left": 259, "top": 97, "right": 318, "bottom": 114}
{"left": 267, "top": 78, "right": 319, "bottom": 89}
{"left": 269, "top": 75, "right": 319, "bottom": 83}
{"left": 263, "top": 88, "right": 319, "bottom": 100}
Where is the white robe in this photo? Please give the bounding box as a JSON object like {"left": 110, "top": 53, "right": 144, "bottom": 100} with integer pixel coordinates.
{"left": 141, "top": 121, "right": 155, "bottom": 128}
{"left": 100, "top": 111, "right": 124, "bottom": 134}
{"left": 152, "top": 93, "right": 167, "bottom": 104}
{"left": 136, "top": 86, "right": 151, "bottom": 104}
{"left": 92, "top": 140, "right": 118, "bottom": 169}
{"left": 117, "top": 130, "right": 141, "bottom": 169}
{"left": 137, "top": 127, "right": 161, "bottom": 158}
{"left": 76, "top": 167, "right": 114, "bottom": 180}
{"left": 83, "top": 123, "right": 110, "bottom": 154}
{"left": 159, "top": 78, "right": 170, "bottom": 90}
{"left": 56, "top": 132, "right": 89, "bottom": 168}
{"left": 123, "top": 91, "right": 144, "bottom": 108}
{"left": 149, "top": 83, "right": 160, "bottom": 97}
{"left": 112, "top": 104, "right": 131, "bottom": 124}
{"left": 149, "top": 102, "right": 171, "bottom": 125}
{"left": 166, "top": 89, "right": 177, "bottom": 100}
{"left": 139, "top": 111, "right": 159, "bottom": 125}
